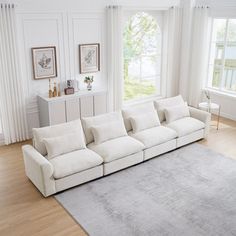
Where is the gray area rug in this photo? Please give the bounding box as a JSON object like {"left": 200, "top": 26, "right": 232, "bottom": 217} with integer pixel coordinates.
{"left": 55, "top": 143, "right": 236, "bottom": 236}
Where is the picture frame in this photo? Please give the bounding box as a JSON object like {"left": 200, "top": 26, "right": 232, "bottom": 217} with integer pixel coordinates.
{"left": 79, "top": 43, "right": 100, "bottom": 74}
{"left": 31, "top": 46, "right": 57, "bottom": 80}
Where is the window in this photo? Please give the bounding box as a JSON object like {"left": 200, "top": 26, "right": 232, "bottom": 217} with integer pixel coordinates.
{"left": 207, "top": 18, "right": 236, "bottom": 93}
{"left": 123, "top": 12, "right": 162, "bottom": 102}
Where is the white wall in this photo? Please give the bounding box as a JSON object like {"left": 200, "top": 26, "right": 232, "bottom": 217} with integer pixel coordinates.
{"left": 197, "top": 0, "right": 236, "bottom": 120}
{"left": 9, "top": 0, "right": 236, "bottom": 135}
{"left": 14, "top": 0, "right": 180, "bottom": 132}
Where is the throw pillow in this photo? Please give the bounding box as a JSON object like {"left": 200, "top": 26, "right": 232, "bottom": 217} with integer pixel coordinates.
{"left": 164, "top": 104, "right": 190, "bottom": 124}
{"left": 91, "top": 120, "right": 127, "bottom": 145}
{"left": 43, "top": 132, "right": 86, "bottom": 159}
{"left": 130, "top": 111, "right": 160, "bottom": 133}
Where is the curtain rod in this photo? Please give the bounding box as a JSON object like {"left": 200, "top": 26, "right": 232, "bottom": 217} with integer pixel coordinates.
{"left": 0, "top": 3, "right": 16, "bottom": 8}
{"left": 195, "top": 6, "right": 210, "bottom": 8}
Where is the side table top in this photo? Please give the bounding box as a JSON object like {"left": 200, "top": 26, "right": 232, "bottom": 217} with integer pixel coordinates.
{"left": 199, "top": 102, "right": 220, "bottom": 110}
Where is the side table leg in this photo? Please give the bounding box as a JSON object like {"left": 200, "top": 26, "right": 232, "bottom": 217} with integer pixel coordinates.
{"left": 217, "top": 106, "right": 221, "bottom": 130}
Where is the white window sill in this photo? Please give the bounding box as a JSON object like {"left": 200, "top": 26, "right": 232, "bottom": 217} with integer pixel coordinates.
{"left": 123, "top": 94, "right": 163, "bottom": 108}
{"left": 203, "top": 88, "right": 236, "bottom": 100}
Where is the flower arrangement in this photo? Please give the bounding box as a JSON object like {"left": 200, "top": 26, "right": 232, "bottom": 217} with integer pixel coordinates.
{"left": 204, "top": 89, "right": 210, "bottom": 100}
{"left": 204, "top": 89, "right": 211, "bottom": 105}
{"left": 84, "top": 76, "right": 94, "bottom": 84}
{"left": 84, "top": 76, "right": 94, "bottom": 91}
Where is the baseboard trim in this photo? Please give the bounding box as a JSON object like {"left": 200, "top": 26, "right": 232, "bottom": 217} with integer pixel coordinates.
{"left": 211, "top": 110, "right": 236, "bottom": 121}
{"left": 0, "top": 139, "right": 4, "bottom": 146}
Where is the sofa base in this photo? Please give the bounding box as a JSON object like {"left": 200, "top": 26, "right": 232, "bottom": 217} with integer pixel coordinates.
{"left": 177, "top": 129, "right": 204, "bottom": 148}
{"left": 55, "top": 165, "right": 103, "bottom": 192}
{"left": 144, "top": 139, "right": 177, "bottom": 161}
{"left": 103, "top": 151, "right": 143, "bottom": 175}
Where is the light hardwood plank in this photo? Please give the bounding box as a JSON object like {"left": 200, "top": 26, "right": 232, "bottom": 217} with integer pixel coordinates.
{"left": 0, "top": 116, "right": 235, "bottom": 235}
{"left": 0, "top": 141, "right": 87, "bottom": 236}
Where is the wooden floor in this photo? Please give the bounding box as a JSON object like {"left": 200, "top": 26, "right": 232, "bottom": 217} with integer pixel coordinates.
{"left": 0, "top": 116, "right": 236, "bottom": 236}
{"left": 199, "top": 116, "right": 236, "bottom": 160}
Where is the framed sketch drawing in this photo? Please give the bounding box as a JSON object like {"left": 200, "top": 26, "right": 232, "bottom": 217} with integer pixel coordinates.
{"left": 31, "top": 46, "right": 57, "bottom": 79}
{"left": 79, "top": 43, "right": 100, "bottom": 74}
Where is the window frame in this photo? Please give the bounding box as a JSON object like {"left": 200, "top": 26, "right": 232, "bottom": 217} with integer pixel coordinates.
{"left": 123, "top": 10, "right": 164, "bottom": 104}
{"left": 206, "top": 17, "right": 236, "bottom": 95}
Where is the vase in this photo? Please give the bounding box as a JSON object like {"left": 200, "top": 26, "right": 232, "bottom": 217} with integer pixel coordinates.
{"left": 87, "top": 82, "right": 92, "bottom": 91}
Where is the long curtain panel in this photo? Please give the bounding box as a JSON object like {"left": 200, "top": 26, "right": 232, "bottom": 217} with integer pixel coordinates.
{"left": 106, "top": 6, "right": 123, "bottom": 111}
{"left": 188, "top": 6, "right": 210, "bottom": 107}
{"left": 164, "top": 6, "right": 183, "bottom": 97}
{"left": 0, "top": 4, "right": 29, "bottom": 144}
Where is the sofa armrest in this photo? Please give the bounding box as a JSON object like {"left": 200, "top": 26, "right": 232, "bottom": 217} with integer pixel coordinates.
{"left": 188, "top": 106, "right": 211, "bottom": 139}
{"left": 22, "top": 145, "right": 56, "bottom": 197}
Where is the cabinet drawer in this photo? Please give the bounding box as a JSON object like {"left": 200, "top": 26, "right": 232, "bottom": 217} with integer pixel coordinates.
{"left": 80, "top": 96, "right": 94, "bottom": 117}
{"left": 94, "top": 93, "right": 107, "bottom": 115}
{"left": 66, "top": 98, "right": 80, "bottom": 122}
{"left": 49, "top": 101, "right": 66, "bottom": 125}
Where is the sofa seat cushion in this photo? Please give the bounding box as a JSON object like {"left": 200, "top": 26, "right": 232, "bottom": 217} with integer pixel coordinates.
{"left": 49, "top": 149, "right": 103, "bottom": 179}
{"left": 130, "top": 126, "right": 177, "bottom": 149}
{"left": 166, "top": 117, "right": 205, "bottom": 137}
{"left": 87, "top": 136, "right": 144, "bottom": 163}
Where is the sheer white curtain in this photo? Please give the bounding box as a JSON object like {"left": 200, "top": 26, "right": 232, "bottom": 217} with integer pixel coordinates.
{"left": 106, "top": 6, "right": 123, "bottom": 111}
{"left": 188, "top": 7, "right": 210, "bottom": 107}
{"left": 0, "top": 4, "right": 29, "bottom": 144}
{"left": 164, "top": 7, "right": 183, "bottom": 97}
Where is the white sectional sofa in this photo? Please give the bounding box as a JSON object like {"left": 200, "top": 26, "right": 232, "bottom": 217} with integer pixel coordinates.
{"left": 22, "top": 95, "right": 211, "bottom": 197}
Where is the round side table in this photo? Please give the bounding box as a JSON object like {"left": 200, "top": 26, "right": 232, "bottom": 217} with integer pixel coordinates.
{"left": 198, "top": 102, "right": 221, "bottom": 130}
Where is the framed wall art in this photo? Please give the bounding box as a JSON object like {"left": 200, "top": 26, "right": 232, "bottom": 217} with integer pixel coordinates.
{"left": 31, "top": 46, "right": 57, "bottom": 80}
{"left": 79, "top": 43, "right": 100, "bottom": 74}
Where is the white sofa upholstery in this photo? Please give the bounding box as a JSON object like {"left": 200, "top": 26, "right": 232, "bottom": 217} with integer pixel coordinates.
{"left": 154, "top": 96, "right": 211, "bottom": 148}
{"left": 23, "top": 120, "right": 104, "bottom": 197}
{"left": 164, "top": 117, "right": 206, "bottom": 148}
{"left": 165, "top": 117, "right": 205, "bottom": 137}
{"left": 49, "top": 149, "right": 103, "bottom": 179}
{"left": 22, "top": 95, "right": 211, "bottom": 197}
{"left": 87, "top": 136, "right": 144, "bottom": 163}
{"left": 22, "top": 145, "right": 56, "bottom": 197}
{"left": 83, "top": 112, "right": 145, "bottom": 175}
{"left": 130, "top": 126, "right": 177, "bottom": 149}
{"left": 129, "top": 126, "right": 178, "bottom": 161}
{"left": 122, "top": 102, "right": 178, "bottom": 161}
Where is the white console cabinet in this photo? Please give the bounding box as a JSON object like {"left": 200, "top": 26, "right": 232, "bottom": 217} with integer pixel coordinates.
{"left": 38, "top": 90, "right": 107, "bottom": 127}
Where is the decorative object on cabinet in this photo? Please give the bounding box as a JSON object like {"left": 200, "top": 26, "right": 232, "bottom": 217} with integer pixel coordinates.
{"left": 84, "top": 76, "right": 94, "bottom": 91}
{"left": 31, "top": 46, "right": 57, "bottom": 80}
{"left": 64, "top": 79, "right": 75, "bottom": 95}
{"left": 53, "top": 82, "right": 57, "bottom": 97}
{"left": 65, "top": 87, "right": 74, "bottom": 95}
{"left": 58, "top": 83, "right": 61, "bottom": 97}
{"left": 67, "top": 80, "right": 73, "bottom": 88}
{"left": 74, "top": 80, "right": 80, "bottom": 92}
{"left": 79, "top": 43, "right": 100, "bottom": 73}
{"left": 48, "top": 79, "right": 53, "bottom": 98}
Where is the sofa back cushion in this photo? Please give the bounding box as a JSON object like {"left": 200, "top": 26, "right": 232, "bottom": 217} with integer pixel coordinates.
{"left": 91, "top": 120, "right": 127, "bottom": 145}
{"left": 164, "top": 104, "right": 190, "bottom": 124}
{"left": 122, "top": 102, "right": 156, "bottom": 132}
{"left": 32, "top": 119, "right": 85, "bottom": 156}
{"left": 130, "top": 111, "right": 160, "bottom": 133}
{"left": 154, "top": 95, "right": 185, "bottom": 122}
{"left": 81, "top": 111, "right": 124, "bottom": 144}
{"left": 43, "top": 132, "right": 86, "bottom": 159}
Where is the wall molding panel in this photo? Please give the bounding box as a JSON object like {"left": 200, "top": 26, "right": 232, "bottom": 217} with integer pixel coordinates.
{"left": 16, "top": 11, "right": 106, "bottom": 135}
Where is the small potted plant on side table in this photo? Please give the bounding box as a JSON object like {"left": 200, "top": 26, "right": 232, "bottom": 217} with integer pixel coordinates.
{"left": 84, "top": 76, "right": 94, "bottom": 91}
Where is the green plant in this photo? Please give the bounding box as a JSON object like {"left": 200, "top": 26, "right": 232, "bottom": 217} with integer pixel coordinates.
{"left": 84, "top": 76, "right": 94, "bottom": 84}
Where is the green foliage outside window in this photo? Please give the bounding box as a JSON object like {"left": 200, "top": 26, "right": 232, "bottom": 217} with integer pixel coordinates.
{"left": 123, "top": 12, "right": 160, "bottom": 101}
